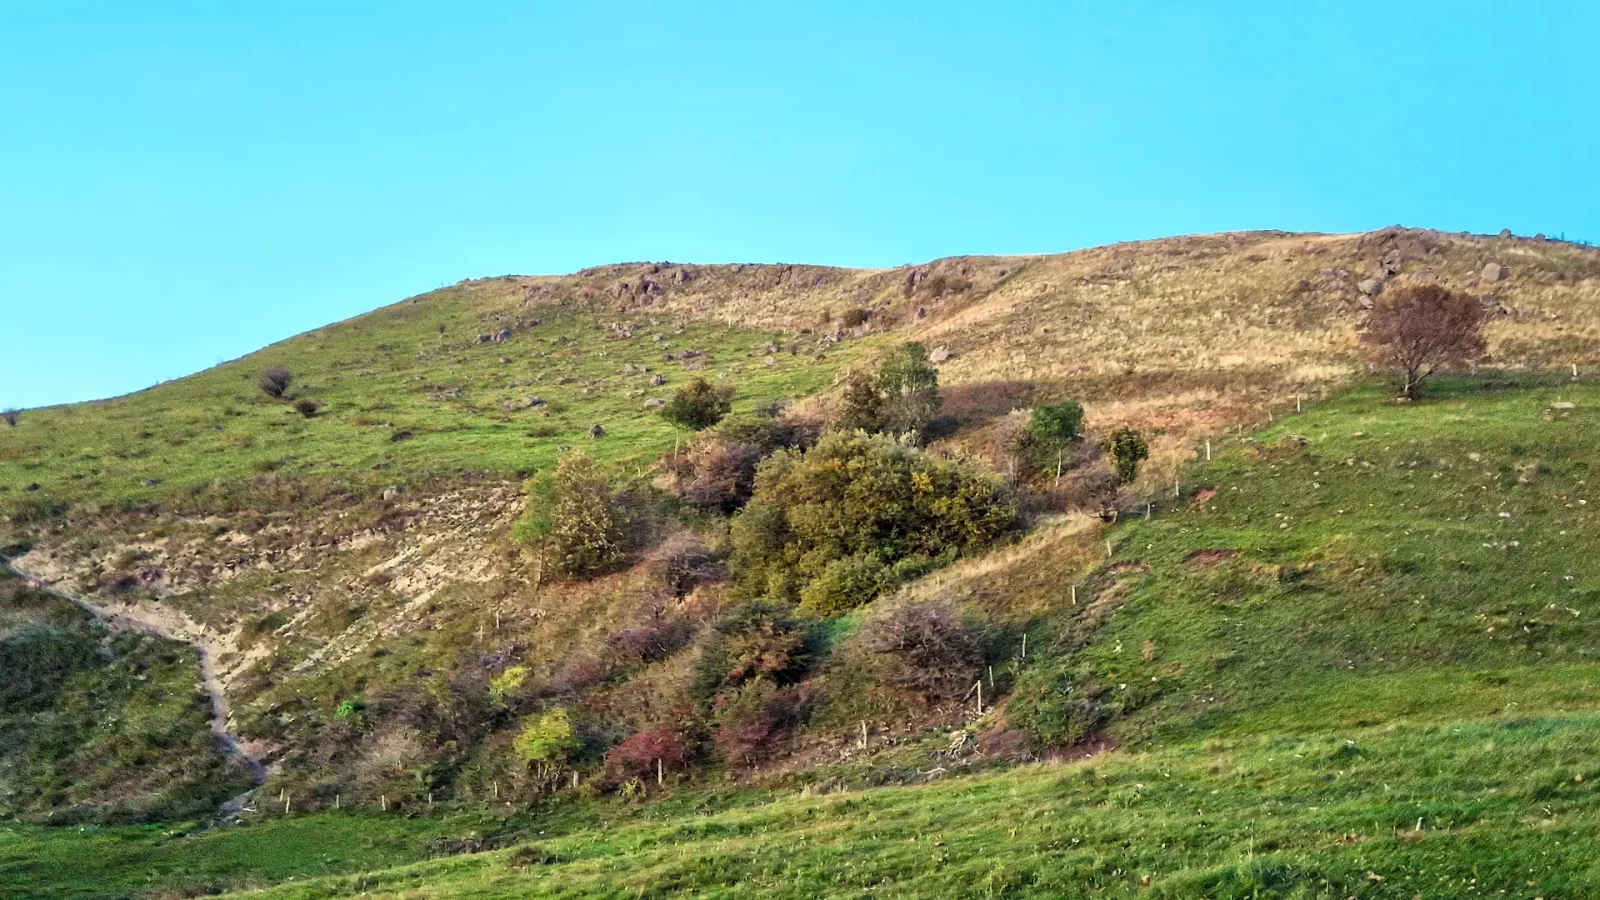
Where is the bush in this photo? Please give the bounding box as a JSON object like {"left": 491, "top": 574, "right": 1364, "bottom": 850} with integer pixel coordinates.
{"left": 691, "top": 601, "right": 810, "bottom": 704}
{"left": 729, "top": 432, "right": 1017, "bottom": 611}
{"left": 832, "top": 343, "right": 942, "bottom": 437}
{"left": 1024, "top": 401, "right": 1084, "bottom": 481}
{"left": 535, "top": 453, "right": 624, "bottom": 579}
{"left": 1103, "top": 427, "right": 1149, "bottom": 487}
{"left": 660, "top": 435, "right": 764, "bottom": 512}
{"left": 604, "top": 725, "right": 689, "bottom": 782}
{"left": 858, "top": 600, "right": 983, "bottom": 700}
{"left": 660, "top": 377, "right": 734, "bottom": 432}
{"left": 513, "top": 708, "right": 580, "bottom": 767}
{"left": 660, "top": 414, "right": 818, "bottom": 513}
{"left": 877, "top": 341, "right": 941, "bottom": 436}
{"left": 259, "top": 365, "right": 293, "bottom": 398}
{"left": 834, "top": 369, "right": 886, "bottom": 434}
{"left": 712, "top": 679, "right": 809, "bottom": 764}
{"left": 798, "top": 553, "right": 891, "bottom": 615}
{"left": 1, "top": 409, "right": 18, "bottom": 427}
{"left": 840, "top": 308, "right": 871, "bottom": 328}
{"left": 294, "top": 398, "right": 321, "bottom": 418}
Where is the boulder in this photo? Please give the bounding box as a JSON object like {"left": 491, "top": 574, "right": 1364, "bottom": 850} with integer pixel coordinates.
{"left": 643, "top": 398, "right": 667, "bottom": 409}
{"left": 525, "top": 396, "right": 546, "bottom": 408}
{"left": 1498, "top": 228, "right": 1513, "bottom": 238}
{"left": 650, "top": 374, "right": 667, "bottom": 386}
{"left": 928, "top": 345, "right": 952, "bottom": 363}
{"left": 1357, "top": 278, "right": 1384, "bottom": 297}
{"left": 1482, "top": 262, "right": 1509, "bottom": 283}
{"left": 588, "top": 424, "right": 606, "bottom": 439}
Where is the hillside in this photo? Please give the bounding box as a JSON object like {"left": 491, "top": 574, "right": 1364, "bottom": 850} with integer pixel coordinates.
{"left": 4, "top": 226, "right": 1600, "bottom": 897}
{"left": 7, "top": 373, "right": 1600, "bottom": 897}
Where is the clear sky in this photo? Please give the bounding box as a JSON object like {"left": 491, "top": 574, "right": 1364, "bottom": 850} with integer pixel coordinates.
{"left": 2, "top": 2, "right": 1595, "bottom": 409}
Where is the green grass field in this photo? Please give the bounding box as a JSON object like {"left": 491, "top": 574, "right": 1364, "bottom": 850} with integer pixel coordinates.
{"left": 0, "top": 280, "right": 860, "bottom": 517}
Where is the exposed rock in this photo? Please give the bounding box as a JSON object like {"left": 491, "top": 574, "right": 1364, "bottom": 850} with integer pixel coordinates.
{"left": 380, "top": 487, "right": 403, "bottom": 501}
{"left": 643, "top": 398, "right": 666, "bottom": 409}
{"left": 650, "top": 374, "right": 667, "bottom": 386}
{"left": 764, "top": 355, "right": 778, "bottom": 368}
{"left": 928, "top": 345, "right": 952, "bottom": 363}
{"left": 1357, "top": 278, "right": 1384, "bottom": 297}
{"left": 588, "top": 424, "right": 605, "bottom": 439}
{"left": 1482, "top": 262, "right": 1509, "bottom": 283}
{"left": 1499, "top": 228, "right": 1513, "bottom": 238}
{"left": 525, "top": 396, "right": 546, "bottom": 408}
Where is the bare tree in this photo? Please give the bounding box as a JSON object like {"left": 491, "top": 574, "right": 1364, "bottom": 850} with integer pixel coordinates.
{"left": 1359, "top": 285, "right": 1486, "bottom": 400}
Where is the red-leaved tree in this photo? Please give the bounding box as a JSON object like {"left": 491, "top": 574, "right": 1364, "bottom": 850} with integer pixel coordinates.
{"left": 1359, "top": 284, "right": 1486, "bottom": 400}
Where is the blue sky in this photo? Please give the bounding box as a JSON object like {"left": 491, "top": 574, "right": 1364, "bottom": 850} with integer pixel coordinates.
{"left": 2, "top": 1, "right": 1595, "bottom": 408}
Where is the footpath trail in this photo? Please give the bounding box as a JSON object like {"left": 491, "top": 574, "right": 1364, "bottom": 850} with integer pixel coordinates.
{"left": 0, "top": 556, "right": 269, "bottom": 795}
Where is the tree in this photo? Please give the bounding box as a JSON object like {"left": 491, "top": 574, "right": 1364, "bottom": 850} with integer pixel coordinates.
{"left": 660, "top": 377, "right": 734, "bottom": 432}
{"left": 1359, "top": 284, "right": 1486, "bottom": 400}
{"left": 1026, "top": 400, "right": 1085, "bottom": 483}
{"left": 1103, "top": 427, "right": 1149, "bottom": 487}
{"left": 878, "top": 341, "right": 941, "bottom": 435}
{"left": 513, "top": 707, "right": 580, "bottom": 790}
{"left": 835, "top": 369, "right": 886, "bottom": 434}
{"left": 259, "top": 365, "right": 293, "bottom": 398}
{"left": 542, "top": 453, "right": 624, "bottom": 579}
{"left": 1, "top": 409, "right": 18, "bottom": 427}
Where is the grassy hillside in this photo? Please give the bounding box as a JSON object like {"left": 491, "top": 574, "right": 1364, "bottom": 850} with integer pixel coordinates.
{"left": 6, "top": 374, "right": 1600, "bottom": 896}
{"left": 5, "top": 228, "right": 1600, "bottom": 897}
{"left": 0, "top": 285, "right": 853, "bottom": 516}
{"left": 0, "top": 570, "right": 250, "bottom": 823}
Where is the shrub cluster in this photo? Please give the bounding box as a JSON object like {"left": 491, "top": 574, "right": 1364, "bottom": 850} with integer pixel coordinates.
{"left": 729, "top": 432, "right": 1017, "bottom": 613}
{"left": 833, "top": 342, "right": 942, "bottom": 437}
{"left": 659, "top": 414, "right": 817, "bottom": 513}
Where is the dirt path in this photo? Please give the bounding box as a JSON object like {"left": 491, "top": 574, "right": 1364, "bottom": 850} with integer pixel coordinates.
{"left": 1, "top": 557, "right": 268, "bottom": 793}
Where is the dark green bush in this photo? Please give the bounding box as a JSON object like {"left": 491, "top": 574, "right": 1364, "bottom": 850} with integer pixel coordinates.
{"left": 660, "top": 377, "right": 734, "bottom": 432}
{"left": 799, "top": 553, "right": 891, "bottom": 615}
{"left": 729, "top": 432, "right": 1017, "bottom": 612}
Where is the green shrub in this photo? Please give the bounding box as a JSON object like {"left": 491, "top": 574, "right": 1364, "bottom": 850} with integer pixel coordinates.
{"left": 833, "top": 342, "right": 942, "bottom": 437}
{"left": 1024, "top": 400, "right": 1084, "bottom": 481}
{"left": 799, "top": 553, "right": 891, "bottom": 615}
{"left": 533, "top": 453, "right": 624, "bottom": 579}
{"left": 691, "top": 601, "right": 810, "bottom": 704}
{"left": 1104, "top": 427, "right": 1150, "bottom": 486}
{"left": 729, "top": 432, "right": 1017, "bottom": 611}
{"left": 660, "top": 377, "right": 734, "bottom": 432}
{"left": 877, "top": 341, "right": 941, "bottom": 436}
{"left": 834, "top": 369, "right": 886, "bottom": 434}
{"left": 513, "top": 707, "right": 579, "bottom": 766}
